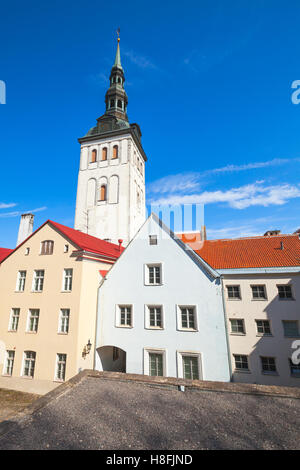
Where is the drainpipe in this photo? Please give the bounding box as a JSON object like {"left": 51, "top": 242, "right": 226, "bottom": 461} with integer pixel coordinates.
{"left": 93, "top": 276, "right": 106, "bottom": 370}
{"left": 220, "top": 276, "right": 233, "bottom": 381}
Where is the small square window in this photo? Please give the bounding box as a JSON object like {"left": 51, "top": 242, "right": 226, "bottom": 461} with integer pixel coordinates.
{"left": 282, "top": 321, "right": 299, "bottom": 337}
{"left": 256, "top": 320, "right": 272, "bottom": 336}
{"left": 234, "top": 354, "right": 249, "bottom": 371}
{"left": 149, "top": 235, "right": 157, "bottom": 245}
{"left": 251, "top": 285, "right": 267, "bottom": 299}
{"left": 226, "top": 285, "right": 241, "bottom": 299}
{"left": 261, "top": 356, "right": 277, "bottom": 374}
{"left": 277, "top": 285, "right": 293, "bottom": 299}
{"left": 40, "top": 240, "right": 54, "bottom": 255}
{"left": 230, "top": 319, "right": 245, "bottom": 334}
{"left": 146, "top": 264, "right": 162, "bottom": 285}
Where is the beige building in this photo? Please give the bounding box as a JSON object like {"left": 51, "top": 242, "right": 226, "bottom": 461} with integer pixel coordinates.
{"left": 0, "top": 220, "right": 123, "bottom": 394}
{"left": 178, "top": 232, "right": 300, "bottom": 387}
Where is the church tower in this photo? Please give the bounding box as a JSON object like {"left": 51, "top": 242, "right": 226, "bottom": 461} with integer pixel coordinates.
{"left": 74, "top": 36, "right": 147, "bottom": 245}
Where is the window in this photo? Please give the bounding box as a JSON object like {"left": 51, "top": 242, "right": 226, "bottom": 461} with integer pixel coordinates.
{"left": 256, "top": 320, "right": 272, "bottom": 336}
{"left": 183, "top": 356, "right": 200, "bottom": 380}
{"left": 112, "top": 145, "right": 118, "bottom": 159}
{"left": 63, "top": 269, "right": 73, "bottom": 292}
{"left": 230, "top": 319, "right": 245, "bottom": 334}
{"left": 25, "top": 247, "right": 30, "bottom": 255}
{"left": 55, "top": 354, "right": 67, "bottom": 381}
{"left": 110, "top": 99, "right": 115, "bottom": 108}
{"left": 149, "top": 235, "right": 157, "bottom": 245}
{"left": 27, "top": 309, "right": 40, "bottom": 333}
{"left": 148, "top": 306, "right": 163, "bottom": 328}
{"left": 102, "top": 147, "right": 107, "bottom": 161}
{"left": 32, "top": 270, "right": 44, "bottom": 292}
{"left": 289, "top": 359, "right": 300, "bottom": 377}
{"left": 40, "top": 240, "right": 54, "bottom": 255}
{"left": 149, "top": 353, "right": 163, "bottom": 377}
{"left": 16, "top": 271, "right": 26, "bottom": 292}
{"left": 251, "top": 285, "right": 267, "bottom": 300}
{"left": 91, "top": 149, "right": 97, "bottom": 163}
{"left": 118, "top": 305, "right": 132, "bottom": 327}
{"left": 99, "top": 185, "right": 107, "bottom": 201}
{"left": 282, "top": 321, "right": 299, "bottom": 337}
{"left": 9, "top": 308, "right": 20, "bottom": 331}
{"left": 179, "top": 306, "right": 197, "bottom": 330}
{"left": 117, "top": 100, "right": 122, "bottom": 109}
{"left": 59, "top": 309, "right": 70, "bottom": 334}
{"left": 146, "top": 264, "right": 162, "bottom": 285}
{"left": 64, "top": 244, "right": 69, "bottom": 253}
{"left": 226, "top": 285, "right": 241, "bottom": 299}
{"left": 261, "top": 356, "right": 277, "bottom": 374}
{"left": 23, "top": 351, "right": 36, "bottom": 378}
{"left": 278, "top": 285, "right": 293, "bottom": 299}
{"left": 234, "top": 354, "right": 249, "bottom": 371}
{"left": 4, "top": 350, "right": 15, "bottom": 376}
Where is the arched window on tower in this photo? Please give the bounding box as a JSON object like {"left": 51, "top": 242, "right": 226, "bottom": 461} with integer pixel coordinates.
{"left": 99, "top": 185, "right": 107, "bottom": 202}
{"left": 112, "top": 145, "right": 118, "bottom": 159}
{"left": 117, "top": 100, "right": 123, "bottom": 109}
{"left": 91, "top": 149, "right": 97, "bottom": 163}
{"left": 110, "top": 99, "right": 115, "bottom": 108}
{"left": 102, "top": 147, "right": 107, "bottom": 161}
{"left": 117, "top": 77, "right": 121, "bottom": 84}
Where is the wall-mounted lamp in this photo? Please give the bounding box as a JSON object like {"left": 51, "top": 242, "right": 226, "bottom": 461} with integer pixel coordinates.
{"left": 82, "top": 339, "right": 92, "bottom": 359}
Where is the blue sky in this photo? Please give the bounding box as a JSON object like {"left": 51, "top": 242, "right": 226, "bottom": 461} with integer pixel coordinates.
{"left": 1, "top": 0, "right": 300, "bottom": 247}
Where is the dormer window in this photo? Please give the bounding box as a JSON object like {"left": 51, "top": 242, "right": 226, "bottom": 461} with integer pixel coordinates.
{"left": 40, "top": 240, "right": 54, "bottom": 255}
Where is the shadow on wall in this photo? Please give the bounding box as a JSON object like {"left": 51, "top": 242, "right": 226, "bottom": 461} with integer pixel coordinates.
{"left": 232, "top": 281, "right": 299, "bottom": 386}
{"left": 96, "top": 346, "right": 126, "bottom": 372}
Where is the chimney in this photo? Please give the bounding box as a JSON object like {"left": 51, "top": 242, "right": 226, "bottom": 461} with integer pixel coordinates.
{"left": 16, "top": 214, "right": 34, "bottom": 247}
{"left": 264, "top": 230, "right": 281, "bottom": 236}
{"left": 201, "top": 225, "right": 207, "bottom": 241}
{"left": 118, "top": 239, "right": 123, "bottom": 251}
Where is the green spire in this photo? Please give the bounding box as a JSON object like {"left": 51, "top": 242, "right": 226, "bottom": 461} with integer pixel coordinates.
{"left": 114, "top": 38, "right": 122, "bottom": 69}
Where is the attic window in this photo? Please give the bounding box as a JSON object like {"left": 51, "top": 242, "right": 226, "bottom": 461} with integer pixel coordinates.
{"left": 64, "top": 245, "right": 69, "bottom": 253}
{"left": 149, "top": 235, "right": 157, "bottom": 246}
{"left": 41, "top": 240, "right": 54, "bottom": 255}
{"left": 25, "top": 247, "right": 30, "bottom": 256}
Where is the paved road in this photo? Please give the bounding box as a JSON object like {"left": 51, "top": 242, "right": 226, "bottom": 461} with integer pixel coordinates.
{"left": 0, "top": 376, "right": 299, "bottom": 450}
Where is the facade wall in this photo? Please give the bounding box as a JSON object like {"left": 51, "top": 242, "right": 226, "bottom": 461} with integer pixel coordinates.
{"left": 224, "top": 273, "right": 300, "bottom": 387}
{"left": 74, "top": 133, "right": 145, "bottom": 245}
{"left": 95, "top": 217, "right": 231, "bottom": 382}
{"left": 0, "top": 224, "right": 112, "bottom": 394}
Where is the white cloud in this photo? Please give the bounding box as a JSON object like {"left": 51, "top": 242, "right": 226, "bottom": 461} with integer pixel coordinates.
{"left": 0, "top": 202, "right": 17, "bottom": 209}
{"left": 149, "top": 182, "right": 300, "bottom": 209}
{"left": 0, "top": 206, "right": 47, "bottom": 219}
{"left": 124, "top": 50, "right": 157, "bottom": 70}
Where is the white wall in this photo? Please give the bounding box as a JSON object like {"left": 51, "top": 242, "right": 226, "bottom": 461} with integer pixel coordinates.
{"left": 95, "top": 216, "right": 231, "bottom": 382}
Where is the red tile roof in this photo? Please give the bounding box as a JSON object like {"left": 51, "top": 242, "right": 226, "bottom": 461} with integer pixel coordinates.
{"left": 48, "top": 221, "right": 124, "bottom": 259}
{"left": 177, "top": 233, "right": 300, "bottom": 269}
{"left": 0, "top": 248, "right": 13, "bottom": 263}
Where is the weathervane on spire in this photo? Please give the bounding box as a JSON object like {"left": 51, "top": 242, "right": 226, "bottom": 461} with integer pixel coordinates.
{"left": 116, "top": 27, "right": 120, "bottom": 42}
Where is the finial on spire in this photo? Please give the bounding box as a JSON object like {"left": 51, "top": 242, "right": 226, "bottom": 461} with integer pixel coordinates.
{"left": 116, "top": 27, "right": 120, "bottom": 43}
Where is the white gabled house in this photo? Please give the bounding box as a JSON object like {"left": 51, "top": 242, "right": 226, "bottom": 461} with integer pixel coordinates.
{"left": 94, "top": 213, "right": 231, "bottom": 382}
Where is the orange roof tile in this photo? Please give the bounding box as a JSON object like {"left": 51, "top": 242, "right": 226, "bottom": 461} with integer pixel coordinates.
{"left": 177, "top": 233, "right": 300, "bottom": 269}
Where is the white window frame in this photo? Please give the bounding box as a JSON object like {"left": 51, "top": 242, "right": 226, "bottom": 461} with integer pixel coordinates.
{"left": 115, "top": 304, "right": 133, "bottom": 328}
{"left": 145, "top": 305, "right": 164, "bottom": 330}
{"left": 54, "top": 353, "right": 67, "bottom": 382}
{"left": 251, "top": 284, "right": 267, "bottom": 300}
{"left": 32, "top": 270, "right": 45, "bottom": 292}
{"left": 21, "top": 351, "right": 36, "bottom": 378}
{"left": 143, "top": 348, "right": 167, "bottom": 377}
{"left": 62, "top": 268, "right": 73, "bottom": 292}
{"left": 58, "top": 309, "right": 70, "bottom": 334}
{"left": 226, "top": 285, "right": 241, "bottom": 300}
{"left": 9, "top": 308, "right": 20, "bottom": 331}
{"left": 229, "top": 318, "right": 246, "bottom": 335}
{"left": 176, "top": 305, "right": 198, "bottom": 331}
{"left": 26, "top": 309, "right": 40, "bottom": 333}
{"left": 177, "top": 351, "right": 202, "bottom": 380}
{"left": 16, "top": 270, "right": 26, "bottom": 292}
{"left": 144, "top": 263, "right": 163, "bottom": 286}
{"left": 3, "top": 350, "right": 15, "bottom": 376}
